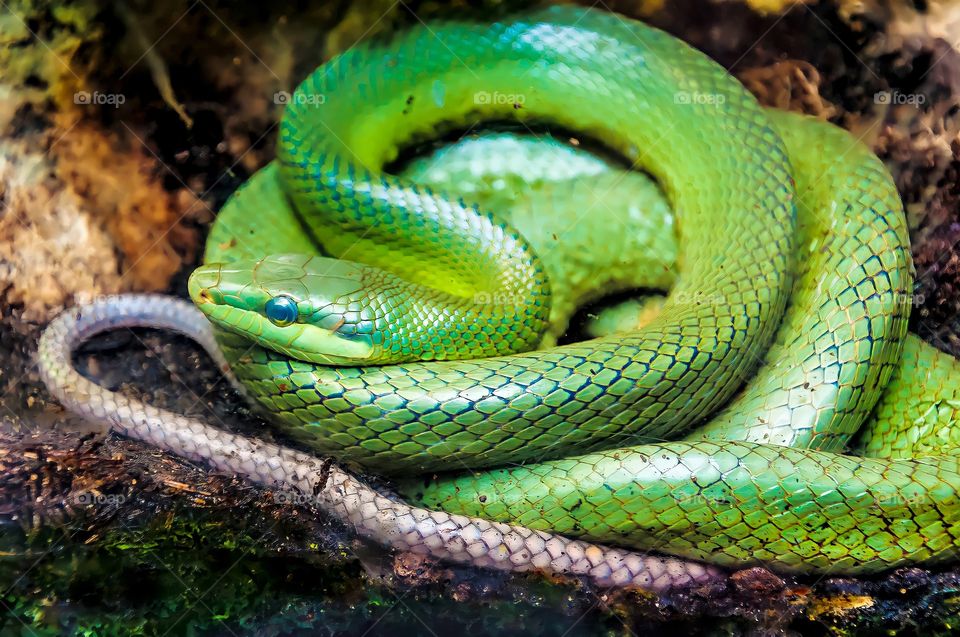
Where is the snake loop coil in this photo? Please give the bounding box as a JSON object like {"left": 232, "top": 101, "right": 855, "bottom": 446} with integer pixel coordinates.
{"left": 39, "top": 7, "right": 960, "bottom": 590}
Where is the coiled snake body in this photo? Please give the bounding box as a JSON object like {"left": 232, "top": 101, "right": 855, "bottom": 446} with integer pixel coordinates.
{"left": 39, "top": 6, "right": 960, "bottom": 587}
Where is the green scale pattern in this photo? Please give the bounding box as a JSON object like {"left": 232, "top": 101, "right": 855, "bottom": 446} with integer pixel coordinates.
{"left": 206, "top": 6, "right": 798, "bottom": 474}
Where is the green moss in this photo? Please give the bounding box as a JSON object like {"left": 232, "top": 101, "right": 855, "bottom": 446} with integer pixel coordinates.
{"left": 0, "top": 503, "right": 625, "bottom": 636}
{"left": 0, "top": 507, "right": 351, "bottom": 635}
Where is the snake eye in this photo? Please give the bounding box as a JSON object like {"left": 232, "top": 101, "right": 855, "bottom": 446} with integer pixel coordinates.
{"left": 264, "top": 295, "right": 299, "bottom": 327}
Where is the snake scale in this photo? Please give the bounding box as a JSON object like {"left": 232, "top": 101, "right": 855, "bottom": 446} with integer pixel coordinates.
{"left": 38, "top": 5, "right": 960, "bottom": 587}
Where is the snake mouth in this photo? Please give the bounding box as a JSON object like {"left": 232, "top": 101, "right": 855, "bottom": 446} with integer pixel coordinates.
{"left": 188, "top": 265, "right": 225, "bottom": 310}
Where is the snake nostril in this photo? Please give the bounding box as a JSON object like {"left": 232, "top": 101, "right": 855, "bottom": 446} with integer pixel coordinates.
{"left": 198, "top": 289, "right": 214, "bottom": 304}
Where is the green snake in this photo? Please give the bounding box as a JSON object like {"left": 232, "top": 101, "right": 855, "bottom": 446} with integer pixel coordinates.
{"left": 39, "top": 5, "right": 960, "bottom": 583}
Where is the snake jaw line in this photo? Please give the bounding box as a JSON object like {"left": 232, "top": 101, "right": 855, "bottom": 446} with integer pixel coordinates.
{"left": 203, "top": 302, "right": 375, "bottom": 367}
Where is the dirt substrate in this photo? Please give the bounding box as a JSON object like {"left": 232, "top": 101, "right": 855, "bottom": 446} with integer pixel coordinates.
{"left": 3, "top": 0, "right": 960, "bottom": 634}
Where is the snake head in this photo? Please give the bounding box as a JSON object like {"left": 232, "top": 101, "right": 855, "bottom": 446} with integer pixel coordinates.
{"left": 188, "top": 254, "right": 377, "bottom": 366}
